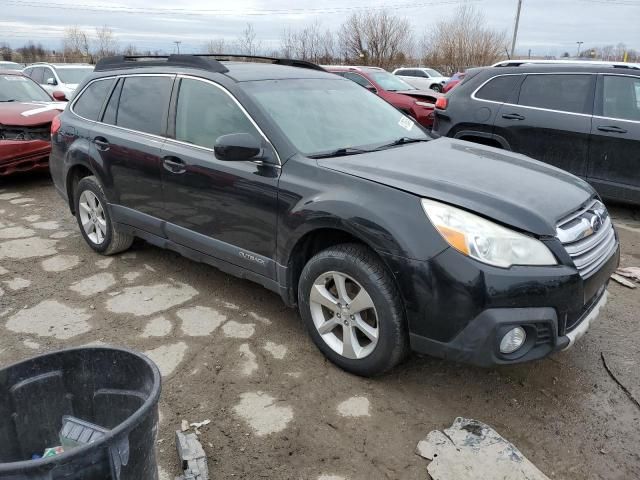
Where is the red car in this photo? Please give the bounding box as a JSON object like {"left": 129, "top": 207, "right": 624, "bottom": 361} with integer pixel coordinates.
{"left": 325, "top": 66, "right": 442, "bottom": 128}
{"left": 0, "top": 70, "right": 66, "bottom": 176}
{"left": 442, "top": 72, "right": 466, "bottom": 93}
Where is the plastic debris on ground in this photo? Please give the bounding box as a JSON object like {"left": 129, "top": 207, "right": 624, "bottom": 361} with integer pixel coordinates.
{"left": 612, "top": 266, "right": 640, "bottom": 288}
{"left": 416, "top": 417, "right": 550, "bottom": 480}
{"left": 175, "top": 430, "right": 210, "bottom": 480}
{"left": 189, "top": 419, "right": 211, "bottom": 435}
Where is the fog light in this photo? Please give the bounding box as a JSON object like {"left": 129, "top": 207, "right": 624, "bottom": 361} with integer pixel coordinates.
{"left": 500, "top": 327, "right": 526, "bottom": 354}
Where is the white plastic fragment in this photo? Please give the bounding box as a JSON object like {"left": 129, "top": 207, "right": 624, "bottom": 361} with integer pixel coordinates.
{"left": 416, "top": 417, "right": 550, "bottom": 480}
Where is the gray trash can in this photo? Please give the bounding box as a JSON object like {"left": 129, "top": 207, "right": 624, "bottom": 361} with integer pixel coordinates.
{"left": 0, "top": 347, "right": 161, "bottom": 480}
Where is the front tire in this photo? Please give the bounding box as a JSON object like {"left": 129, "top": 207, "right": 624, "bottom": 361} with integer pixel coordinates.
{"left": 298, "top": 243, "right": 409, "bottom": 376}
{"left": 74, "top": 175, "right": 133, "bottom": 255}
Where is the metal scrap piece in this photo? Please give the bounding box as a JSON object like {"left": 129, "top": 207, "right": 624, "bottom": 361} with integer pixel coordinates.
{"left": 175, "top": 430, "right": 210, "bottom": 480}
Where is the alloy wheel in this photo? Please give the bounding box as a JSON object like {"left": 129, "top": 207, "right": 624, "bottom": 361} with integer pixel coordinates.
{"left": 309, "top": 271, "right": 379, "bottom": 359}
{"left": 78, "top": 190, "right": 107, "bottom": 245}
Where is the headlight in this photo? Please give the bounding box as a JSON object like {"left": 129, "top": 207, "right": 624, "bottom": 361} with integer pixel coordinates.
{"left": 414, "top": 101, "right": 434, "bottom": 107}
{"left": 421, "top": 199, "right": 557, "bottom": 268}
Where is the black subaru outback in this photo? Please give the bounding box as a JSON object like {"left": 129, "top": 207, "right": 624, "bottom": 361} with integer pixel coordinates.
{"left": 49, "top": 55, "right": 619, "bottom": 376}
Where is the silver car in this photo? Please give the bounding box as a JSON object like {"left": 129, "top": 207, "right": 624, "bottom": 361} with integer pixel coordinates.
{"left": 392, "top": 67, "right": 450, "bottom": 92}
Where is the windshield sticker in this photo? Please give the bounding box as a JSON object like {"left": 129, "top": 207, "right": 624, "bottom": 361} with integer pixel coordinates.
{"left": 398, "top": 116, "right": 414, "bottom": 131}
{"left": 3, "top": 76, "right": 28, "bottom": 81}
{"left": 21, "top": 104, "right": 65, "bottom": 117}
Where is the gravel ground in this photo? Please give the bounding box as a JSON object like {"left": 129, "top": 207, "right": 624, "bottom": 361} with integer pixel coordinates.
{"left": 0, "top": 172, "right": 638, "bottom": 480}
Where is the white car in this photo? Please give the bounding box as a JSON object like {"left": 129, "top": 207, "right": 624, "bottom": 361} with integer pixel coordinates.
{"left": 392, "top": 67, "right": 450, "bottom": 92}
{"left": 22, "top": 63, "right": 94, "bottom": 100}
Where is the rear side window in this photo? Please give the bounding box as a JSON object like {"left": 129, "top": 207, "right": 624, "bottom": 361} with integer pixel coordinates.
{"left": 517, "top": 74, "right": 592, "bottom": 114}
{"left": 175, "top": 78, "right": 258, "bottom": 149}
{"left": 116, "top": 76, "right": 173, "bottom": 136}
{"left": 602, "top": 75, "right": 640, "bottom": 121}
{"left": 73, "top": 78, "right": 115, "bottom": 121}
{"left": 475, "top": 75, "right": 520, "bottom": 102}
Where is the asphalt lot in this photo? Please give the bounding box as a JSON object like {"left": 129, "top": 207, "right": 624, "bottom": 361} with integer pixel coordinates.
{"left": 0, "top": 172, "right": 638, "bottom": 480}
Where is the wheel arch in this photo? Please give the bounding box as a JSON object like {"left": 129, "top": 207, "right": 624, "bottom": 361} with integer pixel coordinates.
{"left": 454, "top": 130, "right": 511, "bottom": 150}
{"left": 65, "top": 162, "right": 98, "bottom": 214}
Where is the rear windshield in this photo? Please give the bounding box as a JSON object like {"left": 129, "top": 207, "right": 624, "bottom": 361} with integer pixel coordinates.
{"left": 243, "top": 78, "right": 429, "bottom": 156}
{"left": 57, "top": 67, "right": 94, "bottom": 84}
{"left": 0, "top": 75, "right": 51, "bottom": 102}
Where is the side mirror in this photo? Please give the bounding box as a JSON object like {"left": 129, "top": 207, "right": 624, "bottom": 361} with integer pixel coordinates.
{"left": 365, "top": 85, "right": 378, "bottom": 94}
{"left": 214, "top": 133, "right": 262, "bottom": 162}
{"left": 46, "top": 77, "right": 57, "bottom": 86}
{"left": 52, "top": 91, "right": 67, "bottom": 101}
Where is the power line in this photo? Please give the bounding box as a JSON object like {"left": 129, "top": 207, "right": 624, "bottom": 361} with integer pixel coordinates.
{"left": 0, "top": 0, "right": 482, "bottom": 16}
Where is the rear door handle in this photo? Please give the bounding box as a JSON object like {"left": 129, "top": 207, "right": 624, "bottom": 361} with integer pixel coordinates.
{"left": 93, "top": 136, "right": 109, "bottom": 151}
{"left": 502, "top": 113, "right": 525, "bottom": 120}
{"left": 597, "top": 125, "right": 628, "bottom": 134}
{"left": 163, "top": 156, "right": 187, "bottom": 174}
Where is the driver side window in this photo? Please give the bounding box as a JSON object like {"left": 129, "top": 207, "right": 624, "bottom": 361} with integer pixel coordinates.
{"left": 343, "top": 73, "right": 373, "bottom": 89}
{"left": 175, "top": 78, "right": 259, "bottom": 150}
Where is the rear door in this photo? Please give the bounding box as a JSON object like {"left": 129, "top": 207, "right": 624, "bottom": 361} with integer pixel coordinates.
{"left": 88, "top": 74, "right": 174, "bottom": 230}
{"left": 494, "top": 73, "right": 595, "bottom": 177}
{"left": 159, "top": 76, "right": 280, "bottom": 277}
{"left": 588, "top": 74, "right": 640, "bottom": 203}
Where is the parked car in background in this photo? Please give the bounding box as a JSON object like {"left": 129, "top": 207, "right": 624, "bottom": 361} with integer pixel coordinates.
{"left": 22, "top": 63, "right": 94, "bottom": 99}
{"left": 0, "top": 61, "right": 23, "bottom": 71}
{"left": 432, "top": 63, "right": 640, "bottom": 205}
{"left": 325, "top": 66, "right": 442, "bottom": 128}
{"left": 392, "top": 67, "right": 449, "bottom": 92}
{"left": 442, "top": 71, "right": 466, "bottom": 93}
{"left": 0, "top": 70, "right": 66, "bottom": 175}
{"left": 50, "top": 55, "right": 617, "bottom": 376}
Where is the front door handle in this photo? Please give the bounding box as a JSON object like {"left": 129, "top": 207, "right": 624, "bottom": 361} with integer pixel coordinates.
{"left": 93, "top": 136, "right": 110, "bottom": 151}
{"left": 502, "top": 113, "right": 525, "bottom": 120}
{"left": 163, "top": 156, "right": 187, "bottom": 174}
{"left": 597, "top": 125, "right": 628, "bottom": 134}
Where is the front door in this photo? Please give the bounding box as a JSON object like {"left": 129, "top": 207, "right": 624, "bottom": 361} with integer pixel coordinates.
{"left": 160, "top": 76, "right": 280, "bottom": 278}
{"left": 494, "top": 73, "right": 595, "bottom": 177}
{"left": 588, "top": 74, "right": 640, "bottom": 203}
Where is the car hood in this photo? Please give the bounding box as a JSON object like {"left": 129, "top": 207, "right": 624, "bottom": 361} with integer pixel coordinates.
{"left": 0, "top": 101, "right": 65, "bottom": 126}
{"left": 317, "top": 138, "right": 594, "bottom": 236}
{"left": 395, "top": 89, "right": 443, "bottom": 103}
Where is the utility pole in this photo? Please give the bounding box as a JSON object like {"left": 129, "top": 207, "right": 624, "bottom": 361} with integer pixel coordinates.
{"left": 510, "top": 0, "right": 523, "bottom": 59}
{"left": 576, "top": 41, "right": 583, "bottom": 58}
{"left": 174, "top": 41, "right": 182, "bottom": 54}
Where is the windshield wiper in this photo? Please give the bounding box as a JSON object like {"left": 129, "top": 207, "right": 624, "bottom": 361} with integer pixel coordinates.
{"left": 373, "top": 137, "right": 429, "bottom": 150}
{"left": 308, "top": 147, "right": 371, "bottom": 159}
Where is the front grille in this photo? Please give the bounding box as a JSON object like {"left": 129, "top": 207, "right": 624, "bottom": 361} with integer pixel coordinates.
{"left": 0, "top": 125, "right": 50, "bottom": 141}
{"left": 556, "top": 199, "right": 617, "bottom": 278}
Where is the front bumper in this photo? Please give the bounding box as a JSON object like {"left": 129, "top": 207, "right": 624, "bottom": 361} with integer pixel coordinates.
{"left": 0, "top": 139, "right": 51, "bottom": 176}
{"left": 381, "top": 241, "right": 619, "bottom": 367}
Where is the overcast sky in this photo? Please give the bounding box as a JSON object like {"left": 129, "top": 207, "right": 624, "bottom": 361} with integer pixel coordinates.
{"left": 1, "top": 0, "right": 638, "bottom": 57}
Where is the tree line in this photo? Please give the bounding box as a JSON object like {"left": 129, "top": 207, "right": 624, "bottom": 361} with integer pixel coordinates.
{"left": 1, "top": 6, "right": 637, "bottom": 74}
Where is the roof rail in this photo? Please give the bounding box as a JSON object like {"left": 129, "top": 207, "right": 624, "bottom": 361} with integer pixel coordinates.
{"left": 492, "top": 59, "right": 640, "bottom": 70}
{"left": 94, "top": 55, "right": 229, "bottom": 73}
{"left": 199, "top": 54, "right": 325, "bottom": 72}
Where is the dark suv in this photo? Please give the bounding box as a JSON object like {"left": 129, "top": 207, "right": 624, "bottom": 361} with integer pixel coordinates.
{"left": 49, "top": 55, "right": 619, "bottom": 376}
{"left": 432, "top": 63, "right": 640, "bottom": 205}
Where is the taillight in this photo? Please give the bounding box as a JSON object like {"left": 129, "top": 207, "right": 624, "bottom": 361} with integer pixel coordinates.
{"left": 50, "top": 114, "right": 61, "bottom": 135}
{"left": 435, "top": 97, "right": 448, "bottom": 110}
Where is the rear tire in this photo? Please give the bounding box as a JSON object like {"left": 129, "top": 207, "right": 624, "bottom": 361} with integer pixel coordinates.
{"left": 74, "top": 175, "right": 133, "bottom": 255}
{"left": 430, "top": 84, "right": 443, "bottom": 93}
{"left": 298, "top": 243, "right": 409, "bottom": 376}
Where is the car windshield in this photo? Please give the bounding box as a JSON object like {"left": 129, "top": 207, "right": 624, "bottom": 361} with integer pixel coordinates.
{"left": 0, "top": 62, "right": 22, "bottom": 71}
{"left": 244, "top": 78, "right": 429, "bottom": 156}
{"left": 56, "top": 67, "right": 94, "bottom": 84}
{"left": 424, "top": 68, "right": 443, "bottom": 77}
{"left": 0, "top": 75, "right": 51, "bottom": 102}
{"left": 368, "top": 71, "right": 415, "bottom": 91}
